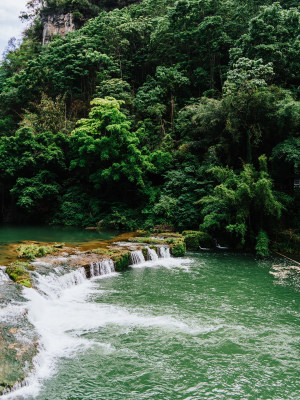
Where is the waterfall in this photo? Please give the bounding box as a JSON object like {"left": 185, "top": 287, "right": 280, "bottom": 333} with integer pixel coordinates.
{"left": 131, "top": 250, "right": 145, "bottom": 265}
{"left": 90, "top": 259, "right": 115, "bottom": 278}
{"left": 33, "top": 267, "right": 87, "bottom": 299}
{"left": 147, "top": 247, "right": 159, "bottom": 261}
{"left": 130, "top": 246, "right": 171, "bottom": 266}
{"left": 158, "top": 246, "right": 171, "bottom": 258}
{"left": 0, "top": 267, "right": 10, "bottom": 282}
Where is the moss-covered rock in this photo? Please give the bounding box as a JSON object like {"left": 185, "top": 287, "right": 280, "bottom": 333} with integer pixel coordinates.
{"left": 129, "top": 233, "right": 186, "bottom": 258}
{"left": 183, "top": 231, "right": 213, "bottom": 250}
{"left": 6, "top": 262, "right": 31, "bottom": 288}
{"left": 16, "top": 243, "right": 60, "bottom": 260}
{"left": 183, "top": 235, "right": 199, "bottom": 250}
{"left": 91, "top": 248, "right": 115, "bottom": 257}
{"left": 129, "top": 237, "right": 166, "bottom": 245}
{"left": 0, "top": 324, "right": 38, "bottom": 395}
{"left": 112, "top": 251, "right": 131, "bottom": 271}
{"left": 170, "top": 241, "right": 186, "bottom": 257}
{"left": 142, "top": 248, "right": 148, "bottom": 260}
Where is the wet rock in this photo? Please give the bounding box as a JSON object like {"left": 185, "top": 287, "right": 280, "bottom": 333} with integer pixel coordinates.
{"left": 0, "top": 283, "right": 38, "bottom": 395}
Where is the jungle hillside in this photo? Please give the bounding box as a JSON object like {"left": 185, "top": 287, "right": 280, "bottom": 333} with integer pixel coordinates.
{"left": 0, "top": 0, "right": 299, "bottom": 255}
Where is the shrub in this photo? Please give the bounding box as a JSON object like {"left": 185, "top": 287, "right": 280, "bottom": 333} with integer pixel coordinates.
{"left": 171, "top": 240, "right": 186, "bottom": 257}
{"left": 183, "top": 231, "right": 213, "bottom": 250}
{"left": 272, "top": 230, "right": 300, "bottom": 255}
{"left": 184, "top": 235, "right": 199, "bottom": 250}
{"left": 255, "top": 230, "right": 270, "bottom": 256}
{"left": 17, "top": 244, "right": 59, "bottom": 260}
{"left": 112, "top": 252, "right": 131, "bottom": 271}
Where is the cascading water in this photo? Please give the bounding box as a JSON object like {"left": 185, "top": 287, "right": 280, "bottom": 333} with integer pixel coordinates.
{"left": 0, "top": 260, "right": 119, "bottom": 399}
{"left": 32, "top": 268, "right": 87, "bottom": 299}
{"left": 158, "top": 246, "right": 171, "bottom": 258}
{"left": 0, "top": 244, "right": 194, "bottom": 400}
{"left": 130, "top": 246, "right": 171, "bottom": 265}
{"left": 147, "top": 247, "right": 159, "bottom": 261}
{"left": 3, "top": 252, "right": 298, "bottom": 400}
{"left": 131, "top": 250, "right": 145, "bottom": 264}
{"left": 0, "top": 267, "right": 10, "bottom": 282}
{"left": 90, "top": 259, "right": 115, "bottom": 278}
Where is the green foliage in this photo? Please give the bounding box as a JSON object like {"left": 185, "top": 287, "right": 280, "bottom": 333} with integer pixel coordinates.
{"left": 95, "top": 79, "right": 132, "bottom": 104}
{"left": 20, "top": 94, "right": 73, "bottom": 134}
{"left": 51, "top": 187, "right": 98, "bottom": 227}
{"left": 255, "top": 230, "right": 269, "bottom": 256}
{"left": 0, "top": 127, "right": 68, "bottom": 220}
{"left": 183, "top": 231, "right": 213, "bottom": 250}
{"left": 272, "top": 230, "right": 300, "bottom": 255}
{"left": 200, "top": 156, "right": 285, "bottom": 247}
{"left": 0, "top": 0, "right": 299, "bottom": 252}
{"left": 224, "top": 57, "right": 274, "bottom": 96}
{"left": 70, "top": 97, "right": 148, "bottom": 187}
{"left": 16, "top": 243, "right": 59, "bottom": 259}
{"left": 170, "top": 241, "right": 186, "bottom": 257}
{"left": 11, "top": 171, "right": 61, "bottom": 211}
{"left": 230, "top": 3, "right": 300, "bottom": 88}
{"left": 112, "top": 251, "right": 131, "bottom": 271}
{"left": 101, "top": 207, "right": 143, "bottom": 230}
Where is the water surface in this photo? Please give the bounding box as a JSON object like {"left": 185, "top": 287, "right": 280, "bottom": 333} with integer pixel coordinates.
{"left": 7, "top": 252, "right": 298, "bottom": 400}
{"left": 0, "top": 225, "right": 116, "bottom": 264}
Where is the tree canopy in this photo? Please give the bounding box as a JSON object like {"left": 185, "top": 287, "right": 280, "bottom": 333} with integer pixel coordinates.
{"left": 0, "top": 0, "right": 299, "bottom": 252}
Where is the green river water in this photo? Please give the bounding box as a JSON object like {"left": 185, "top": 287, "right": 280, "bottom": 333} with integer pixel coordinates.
{"left": 0, "top": 225, "right": 115, "bottom": 264}
{"left": 18, "top": 252, "right": 299, "bottom": 400}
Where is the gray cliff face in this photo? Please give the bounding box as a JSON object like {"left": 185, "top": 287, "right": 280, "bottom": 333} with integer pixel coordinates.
{"left": 42, "top": 13, "right": 76, "bottom": 45}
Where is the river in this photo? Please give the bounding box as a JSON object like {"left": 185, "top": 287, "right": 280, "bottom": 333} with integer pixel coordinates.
{"left": 2, "top": 251, "right": 299, "bottom": 400}
{"left": 0, "top": 225, "right": 116, "bottom": 265}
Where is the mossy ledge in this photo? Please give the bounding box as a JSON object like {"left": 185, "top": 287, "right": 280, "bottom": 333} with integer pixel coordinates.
{"left": 4, "top": 232, "right": 186, "bottom": 288}
{"left": 6, "top": 262, "right": 32, "bottom": 288}
{"left": 16, "top": 243, "right": 62, "bottom": 260}
{"left": 129, "top": 233, "right": 186, "bottom": 257}
{"left": 91, "top": 247, "right": 131, "bottom": 272}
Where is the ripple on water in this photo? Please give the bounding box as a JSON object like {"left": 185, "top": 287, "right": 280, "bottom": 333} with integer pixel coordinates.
{"left": 3, "top": 253, "right": 300, "bottom": 400}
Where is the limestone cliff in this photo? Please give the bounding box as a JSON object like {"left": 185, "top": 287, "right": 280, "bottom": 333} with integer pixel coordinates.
{"left": 42, "top": 13, "right": 76, "bottom": 45}
{"left": 41, "top": 0, "right": 141, "bottom": 45}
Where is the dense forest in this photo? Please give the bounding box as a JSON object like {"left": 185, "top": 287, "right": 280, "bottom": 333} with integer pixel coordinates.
{"left": 0, "top": 0, "right": 299, "bottom": 254}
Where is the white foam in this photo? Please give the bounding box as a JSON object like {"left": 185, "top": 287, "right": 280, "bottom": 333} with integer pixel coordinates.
{"left": 130, "top": 250, "right": 145, "bottom": 264}
{"left": 0, "top": 302, "right": 27, "bottom": 322}
{"left": 158, "top": 246, "right": 171, "bottom": 258}
{"left": 1, "top": 254, "right": 195, "bottom": 399}
{"left": 30, "top": 261, "right": 52, "bottom": 268}
{"left": 0, "top": 267, "right": 10, "bottom": 282}
{"left": 130, "top": 256, "right": 193, "bottom": 271}
{"left": 147, "top": 247, "right": 159, "bottom": 261}
{"left": 90, "top": 259, "right": 115, "bottom": 278}
{"left": 32, "top": 268, "right": 87, "bottom": 300}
